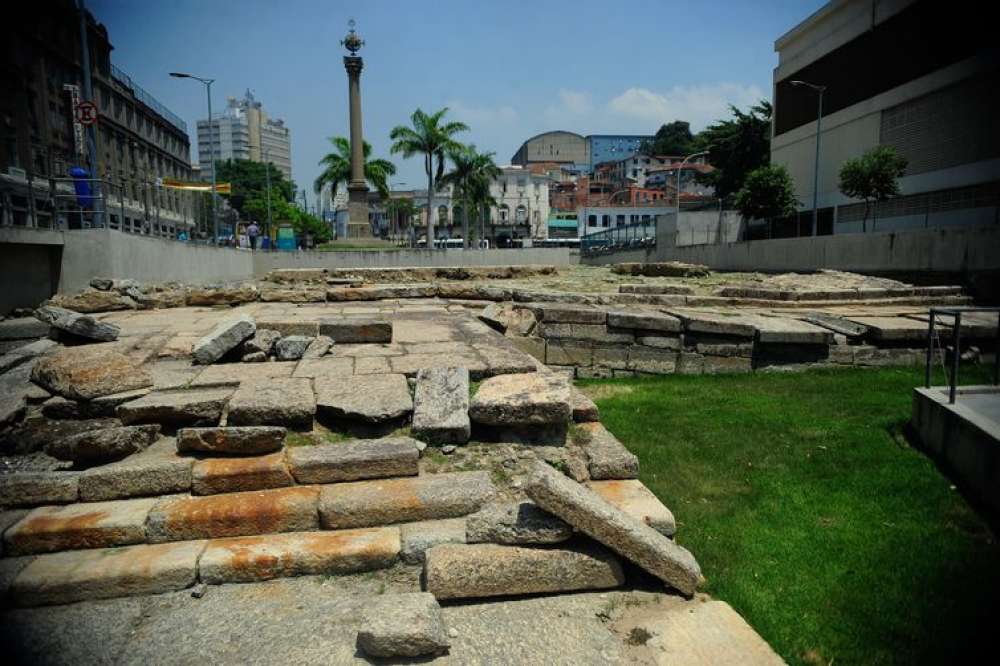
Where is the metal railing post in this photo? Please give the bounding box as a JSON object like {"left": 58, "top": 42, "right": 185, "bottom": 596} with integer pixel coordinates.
{"left": 949, "top": 312, "right": 961, "bottom": 404}
{"left": 925, "top": 310, "right": 935, "bottom": 388}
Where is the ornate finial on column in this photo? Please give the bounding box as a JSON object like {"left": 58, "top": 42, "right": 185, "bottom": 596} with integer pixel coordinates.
{"left": 341, "top": 18, "right": 365, "bottom": 55}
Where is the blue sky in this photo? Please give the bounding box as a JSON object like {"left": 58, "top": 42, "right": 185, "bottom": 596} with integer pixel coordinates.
{"left": 90, "top": 0, "right": 826, "bottom": 204}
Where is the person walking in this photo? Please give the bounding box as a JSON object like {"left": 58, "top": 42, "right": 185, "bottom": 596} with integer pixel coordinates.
{"left": 247, "top": 221, "right": 260, "bottom": 251}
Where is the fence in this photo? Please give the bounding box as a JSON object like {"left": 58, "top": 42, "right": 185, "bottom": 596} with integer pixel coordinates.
{"left": 580, "top": 221, "right": 657, "bottom": 256}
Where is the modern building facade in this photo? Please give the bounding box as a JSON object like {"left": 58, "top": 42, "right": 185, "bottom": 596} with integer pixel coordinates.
{"left": 511, "top": 132, "right": 654, "bottom": 173}
{"left": 1, "top": 0, "right": 195, "bottom": 235}
{"left": 197, "top": 90, "right": 292, "bottom": 181}
{"left": 771, "top": 0, "right": 999, "bottom": 234}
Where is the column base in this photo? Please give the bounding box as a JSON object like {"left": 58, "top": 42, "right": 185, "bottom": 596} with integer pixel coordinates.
{"left": 346, "top": 184, "right": 372, "bottom": 239}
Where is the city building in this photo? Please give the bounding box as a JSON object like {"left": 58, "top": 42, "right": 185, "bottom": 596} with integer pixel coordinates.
{"left": 1, "top": 0, "right": 196, "bottom": 235}
{"left": 485, "top": 165, "right": 551, "bottom": 242}
{"left": 771, "top": 0, "right": 999, "bottom": 234}
{"left": 511, "top": 132, "right": 654, "bottom": 173}
{"left": 197, "top": 90, "right": 292, "bottom": 181}
{"left": 577, "top": 204, "right": 671, "bottom": 238}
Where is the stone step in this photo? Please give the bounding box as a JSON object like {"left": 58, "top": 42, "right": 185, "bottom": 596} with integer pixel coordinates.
{"left": 4, "top": 496, "right": 158, "bottom": 555}
{"left": 192, "top": 452, "right": 294, "bottom": 495}
{"left": 319, "top": 471, "right": 495, "bottom": 530}
{"left": 198, "top": 528, "right": 400, "bottom": 584}
{"left": 176, "top": 426, "right": 286, "bottom": 455}
{"left": 146, "top": 486, "right": 320, "bottom": 543}
{"left": 423, "top": 542, "right": 625, "bottom": 600}
{"left": 117, "top": 386, "right": 234, "bottom": 428}
{"left": 78, "top": 437, "right": 193, "bottom": 502}
{"left": 586, "top": 479, "right": 676, "bottom": 537}
{"left": 286, "top": 438, "right": 419, "bottom": 485}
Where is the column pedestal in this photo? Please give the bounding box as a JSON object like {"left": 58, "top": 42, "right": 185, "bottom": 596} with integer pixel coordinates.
{"left": 347, "top": 183, "right": 371, "bottom": 239}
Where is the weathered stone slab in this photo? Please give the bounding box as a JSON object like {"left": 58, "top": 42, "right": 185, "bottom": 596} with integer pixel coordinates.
{"left": 0, "top": 471, "right": 79, "bottom": 507}
{"left": 573, "top": 423, "right": 639, "bottom": 479}
{"left": 750, "top": 315, "right": 833, "bottom": 344}
{"left": 176, "top": 426, "right": 285, "bottom": 455}
{"left": 538, "top": 322, "right": 633, "bottom": 344}
{"left": 45, "top": 424, "right": 161, "bottom": 466}
{"left": 412, "top": 367, "right": 470, "bottom": 444}
{"left": 192, "top": 452, "right": 293, "bottom": 495}
{"left": 399, "top": 518, "right": 467, "bottom": 564}
{"left": 0, "top": 339, "right": 56, "bottom": 374}
{"left": 274, "top": 335, "right": 312, "bottom": 361}
{"left": 530, "top": 304, "right": 607, "bottom": 325}
{"left": 570, "top": 387, "right": 600, "bottom": 422}
{"left": 801, "top": 313, "right": 867, "bottom": 338}
{"left": 469, "top": 372, "right": 572, "bottom": 426}
{"left": 318, "top": 319, "right": 392, "bottom": 343}
{"left": 466, "top": 501, "right": 572, "bottom": 545}
{"left": 78, "top": 438, "right": 194, "bottom": 501}
{"left": 612, "top": 261, "right": 709, "bottom": 278}
{"left": 117, "top": 386, "right": 233, "bottom": 427}
{"left": 0, "top": 554, "right": 32, "bottom": 602}
{"left": 0, "top": 362, "right": 33, "bottom": 427}
{"left": 192, "top": 315, "right": 256, "bottom": 364}
{"left": 186, "top": 284, "right": 258, "bottom": 306}
{"left": 243, "top": 329, "right": 281, "bottom": 356}
{"left": 636, "top": 334, "right": 682, "bottom": 350}
{"left": 314, "top": 373, "right": 412, "bottom": 425}
{"left": 508, "top": 335, "right": 546, "bottom": 363}
{"left": 291, "top": 356, "right": 354, "bottom": 379}
{"left": 286, "top": 438, "right": 420, "bottom": 484}
{"left": 0, "top": 317, "right": 50, "bottom": 340}
{"left": 319, "top": 471, "right": 495, "bottom": 529}
{"left": 34, "top": 305, "right": 120, "bottom": 342}
{"left": 390, "top": 352, "right": 488, "bottom": 380}
{"left": 545, "top": 340, "right": 593, "bottom": 366}
{"left": 267, "top": 268, "right": 328, "bottom": 282}
{"left": 424, "top": 542, "right": 624, "bottom": 600}
{"left": 665, "top": 309, "right": 756, "bottom": 338}
{"left": 10, "top": 539, "right": 205, "bottom": 607}
{"left": 256, "top": 320, "right": 320, "bottom": 337}
{"left": 302, "top": 335, "right": 333, "bottom": 359}
{"left": 0, "top": 510, "right": 28, "bottom": 557}
{"left": 524, "top": 461, "right": 701, "bottom": 596}
{"left": 628, "top": 346, "right": 678, "bottom": 373}
{"left": 586, "top": 479, "right": 676, "bottom": 537}
{"left": 4, "top": 496, "right": 158, "bottom": 555}
{"left": 31, "top": 344, "right": 153, "bottom": 400}
{"left": 199, "top": 528, "right": 399, "bottom": 584}
{"left": 227, "top": 377, "right": 316, "bottom": 430}
{"left": 848, "top": 316, "right": 936, "bottom": 342}
{"left": 48, "top": 289, "right": 136, "bottom": 313}
{"left": 607, "top": 310, "right": 681, "bottom": 333}
{"left": 192, "top": 361, "right": 297, "bottom": 386}
{"left": 619, "top": 284, "right": 694, "bottom": 295}
{"left": 357, "top": 592, "right": 450, "bottom": 659}
{"left": 259, "top": 287, "right": 326, "bottom": 303}
{"left": 146, "top": 486, "right": 320, "bottom": 543}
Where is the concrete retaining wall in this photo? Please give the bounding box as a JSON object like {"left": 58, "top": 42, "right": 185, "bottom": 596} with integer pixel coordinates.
{"left": 58, "top": 231, "right": 253, "bottom": 293}
{"left": 251, "top": 247, "right": 575, "bottom": 276}
{"left": 584, "top": 226, "right": 1000, "bottom": 274}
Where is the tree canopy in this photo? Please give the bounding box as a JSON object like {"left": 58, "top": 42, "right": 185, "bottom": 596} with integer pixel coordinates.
{"left": 642, "top": 120, "right": 695, "bottom": 156}
{"left": 694, "top": 101, "right": 773, "bottom": 201}
{"left": 214, "top": 159, "right": 295, "bottom": 217}
{"left": 733, "top": 164, "right": 798, "bottom": 221}
{"left": 438, "top": 144, "right": 501, "bottom": 247}
{"left": 838, "top": 146, "right": 908, "bottom": 230}
{"left": 313, "top": 136, "right": 396, "bottom": 201}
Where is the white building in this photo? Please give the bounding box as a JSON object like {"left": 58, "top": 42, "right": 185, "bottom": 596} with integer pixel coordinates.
{"left": 486, "top": 166, "right": 550, "bottom": 241}
{"left": 577, "top": 205, "right": 672, "bottom": 238}
{"left": 197, "top": 90, "right": 292, "bottom": 182}
{"left": 771, "top": 0, "right": 999, "bottom": 234}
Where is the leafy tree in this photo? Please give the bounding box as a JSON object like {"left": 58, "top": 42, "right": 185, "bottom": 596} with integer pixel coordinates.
{"left": 695, "top": 101, "right": 772, "bottom": 201}
{"left": 245, "top": 192, "right": 331, "bottom": 244}
{"left": 642, "top": 120, "right": 694, "bottom": 156}
{"left": 733, "top": 164, "right": 798, "bottom": 221}
{"left": 438, "top": 144, "right": 501, "bottom": 248}
{"left": 838, "top": 146, "right": 908, "bottom": 231}
{"left": 384, "top": 197, "right": 416, "bottom": 241}
{"left": 313, "top": 136, "right": 396, "bottom": 203}
{"left": 389, "top": 108, "right": 468, "bottom": 244}
{"left": 215, "top": 159, "right": 294, "bottom": 216}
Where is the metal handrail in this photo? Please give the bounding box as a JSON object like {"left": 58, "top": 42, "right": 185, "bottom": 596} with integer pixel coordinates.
{"left": 925, "top": 306, "right": 1000, "bottom": 403}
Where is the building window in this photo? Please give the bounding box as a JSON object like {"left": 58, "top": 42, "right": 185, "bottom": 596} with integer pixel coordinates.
{"left": 588, "top": 214, "right": 597, "bottom": 227}
{"left": 601, "top": 214, "right": 610, "bottom": 228}
{"left": 641, "top": 215, "right": 650, "bottom": 222}
{"left": 500, "top": 205, "right": 510, "bottom": 222}
{"left": 616, "top": 215, "right": 625, "bottom": 226}
{"left": 515, "top": 205, "right": 527, "bottom": 223}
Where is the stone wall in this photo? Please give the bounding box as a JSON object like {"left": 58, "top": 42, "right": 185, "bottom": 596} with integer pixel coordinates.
{"left": 251, "top": 247, "right": 576, "bottom": 275}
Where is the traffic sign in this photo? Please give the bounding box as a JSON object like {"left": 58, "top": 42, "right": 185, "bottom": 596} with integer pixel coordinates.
{"left": 75, "top": 101, "right": 98, "bottom": 126}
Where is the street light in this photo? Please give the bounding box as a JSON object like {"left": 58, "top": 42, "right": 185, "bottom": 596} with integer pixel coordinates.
{"left": 676, "top": 151, "right": 708, "bottom": 237}
{"left": 170, "top": 71, "right": 218, "bottom": 244}
{"left": 790, "top": 79, "right": 826, "bottom": 237}
{"left": 263, "top": 148, "right": 273, "bottom": 247}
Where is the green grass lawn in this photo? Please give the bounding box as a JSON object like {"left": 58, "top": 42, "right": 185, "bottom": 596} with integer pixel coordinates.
{"left": 581, "top": 365, "right": 998, "bottom": 666}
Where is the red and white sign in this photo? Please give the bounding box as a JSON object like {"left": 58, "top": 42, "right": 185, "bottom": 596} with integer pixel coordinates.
{"left": 74, "top": 101, "right": 98, "bottom": 126}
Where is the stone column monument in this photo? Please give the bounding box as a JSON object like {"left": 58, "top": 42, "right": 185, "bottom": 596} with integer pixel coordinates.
{"left": 342, "top": 20, "right": 371, "bottom": 239}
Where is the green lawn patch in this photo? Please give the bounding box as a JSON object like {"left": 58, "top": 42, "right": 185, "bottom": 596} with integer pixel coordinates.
{"left": 581, "top": 365, "right": 998, "bottom": 666}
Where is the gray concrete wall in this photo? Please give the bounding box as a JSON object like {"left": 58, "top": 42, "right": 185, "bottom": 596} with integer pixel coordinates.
{"left": 251, "top": 247, "right": 575, "bottom": 276}
{"left": 584, "top": 226, "right": 1000, "bottom": 274}
{"left": 58, "top": 231, "right": 253, "bottom": 293}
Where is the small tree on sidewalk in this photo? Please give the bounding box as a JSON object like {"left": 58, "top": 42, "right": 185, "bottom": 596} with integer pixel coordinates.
{"left": 733, "top": 165, "right": 798, "bottom": 227}
{"left": 838, "top": 146, "right": 908, "bottom": 232}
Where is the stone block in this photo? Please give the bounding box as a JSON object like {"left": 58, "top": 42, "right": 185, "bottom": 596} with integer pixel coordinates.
{"left": 703, "top": 355, "right": 752, "bottom": 374}
{"left": 570, "top": 387, "right": 599, "bottom": 422}
{"left": 186, "top": 284, "right": 258, "bottom": 306}
{"left": 4, "top": 496, "right": 158, "bottom": 555}
{"left": 319, "top": 471, "right": 495, "bottom": 529}
{"left": 695, "top": 342, "right": 753, "bottom": 357}
{"left": 315, "top": 373, "right": 412, "bottom": 424}
{"left": 318, "top": 319, "right": 392, "bottom": 343}
{"left": 256, "top": 321, "right": 320, "bottom": 337}
{"left": 607, "top": 310, "right": 681, "bottom": 333}
{"left": 508, "top": 336, "right": 546, "bottom": 363}
{"left": 45, "top": 424, "right": 160, "bottom": 466}
{"left": 31, "top": 344, "right": 153, "bottom": 401}
{"left": 545, "top": 340, "right": 593, "bottom": 366}
{"left": 535, "top": 305, "right": 607, "bottom": 325}
{"left": 636, "top": 335, "right": 682, "bottom": 350}
{"left": 192, "top": 452, "right": 293, "bottom": 495}
{"left": 198, "top": 528, "right": 399, "bottom": 584}
{"left": 469, "top": 372, "right": 572, "bottom": 426}
{"left": 192, "top": 315, "right": 256, "bottom": 365}
{"left": 192, "top": 361, "right": 299, "bottom": 387}
{"left": 34, "top": 305, "right": 120, "bottom": 342}
{"left": 118, "top": 385, "right": 233, "bottom": 427}
{"left": 473, "top": 343, "right": 539, "bottom": 377}
{"left": 274, "top": 335, "right": 312, "bottom": 361}
{"left": 243, "top": 329, "right": 281, "bottom": 355}
{"left": 586, "top": 479, "right": 676, "bottom": 537}
{"left": 0, "top": 472, "right": 79, "bottom": 507}
{"left": 78, "top": 438, "right": 194, "bottom": 501}
{"left": 412, "top": 367, "right": 470, "bottom": 445}
{"left": 357, "top": 592, "right": 451, "bottom": 659}
{"left": 537, "top": 322, "right": 633, "bottom": 344}
{"left": 399, "top": 518, "right": 467, "bottom": 565}
{"left": 0, "top": 339, "right": 56, "bottom": 374}
{"left": 573, "top": 422, "right": 639, "bottom": 480}
{"left": 259, "top": 287, "right": 326, "bottom": 303}
{"left": 146, "top": 486, "right": 320, "bottom": 543}
{"left": 424, "top": 542, "right": 624, "bottom": 600}
{"left": 0, "top": 510, "right": 28, "bottom": 557}
{"left": 227, "top": 377, "right": 316, "bottom": 430}
{"left": 666, "top": 309, "right": 756, "bottom": 338}
{"left": 292, "top": 356, "right": 354, "bottom": 379}
{"left": 0, "top": 317, "right": 49, "bottom": 340}
{"left": 10, "top": 540, "right": 206, "bottom": 607}
{"left": 286, "top": 438, "right": 420, "bottom": 484}
{"left": 524, "top": 461, "right": 701, "bottom": 596}
{"left": 676, "top": 352, "right": 705, "bottom": 375}
{"left": 302, "top": 335, "right": 333, "bottom": 359}
{"left": 466, "top": 501, "right": 572, "bottom": 544}
{"left": 628, "top": 347, "right": 678, "bottom": 374}
{"left": 751, "top": 315, "right": 833, "bottom": 344}
{"left": 176, "top": 426, "right": 286, "bottom": 455}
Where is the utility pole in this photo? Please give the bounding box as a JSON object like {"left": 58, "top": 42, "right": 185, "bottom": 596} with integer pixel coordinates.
{"left": 264, "top": 149, "right": 273, "bottom": 241}
{"left": 791, "top": 80, "right": 826, "bottom": 236}
{"left": 77, "top": 0, "right": 103, "bottom": 228}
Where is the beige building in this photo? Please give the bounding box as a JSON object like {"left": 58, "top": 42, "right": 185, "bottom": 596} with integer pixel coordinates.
{"left": 197, "top": 90, "right": 292, "bottom": 181}
{"left": 771, "top": 0, "right": 998, "bottom": 234}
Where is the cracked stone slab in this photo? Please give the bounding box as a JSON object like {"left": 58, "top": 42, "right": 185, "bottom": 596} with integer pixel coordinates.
{"left": 465, "top": 501, "right": 572, "bottom": 545}
{"left": 286, "top": 437, "right": 419, "bottom": 484}
{"left": 192, "top": 315, "right": 256, "bottom": 365}
{"left": 227, "top": 377, "right": 316, "bottom": 430}
{"left": 469, "top": 372, "right": 572, "bottom": 426}
{"left": 315, "top": 373, "right": 412, "bottom": 424}
{"left": 117, "top": 386, "right": 233, "bottom": 427}
{"left": 318, "top": 319, "right": 392, "bottom": 343}
{"left": 34, "top": 305, "right": 120, "bottom": 342}
{"left": 411, "top": 367, "right": 471, "bottom": 445}
{"left": 586, "top": 479, "right": 676, "bottom": 537}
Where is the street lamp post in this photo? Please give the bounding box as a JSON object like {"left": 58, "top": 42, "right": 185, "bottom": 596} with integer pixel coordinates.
{"left": 791, "top": 80, "right": 826, "bottom": 236}
{"left": 263, "top": 148, "right": 273, "bottom": 246}
{"left": 170, "top": 72, "right": 218, "bottom": 243}
{"left": 676, "top": 151, "right": 708, "bottom": 239}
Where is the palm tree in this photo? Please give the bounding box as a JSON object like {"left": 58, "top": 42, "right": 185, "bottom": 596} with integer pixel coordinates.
{"left": 313, "top": 137, "right": 396, "bottom": 207}
{"left": 384, "top": 196, "right": 416, "bottom": 244}
{"left": 438, "top": 145, "right": 500, "bottom": 248}
{"left": 389, "top": 108, "right": 468, "bottom": 245}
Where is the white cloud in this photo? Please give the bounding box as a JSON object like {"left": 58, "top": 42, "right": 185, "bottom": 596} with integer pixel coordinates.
{"left": 543, "top": 89, "right": 593, "bottom": 123}
{"left": 446, "top": 100, "right": 518, "bottom": 126}
{"left": 608, "top": 83, "right": 766, "bottom": 130}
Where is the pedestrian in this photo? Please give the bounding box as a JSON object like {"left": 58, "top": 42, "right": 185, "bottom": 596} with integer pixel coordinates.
{"left": 247, "top": 221, "right": 260, "bottom": 250}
